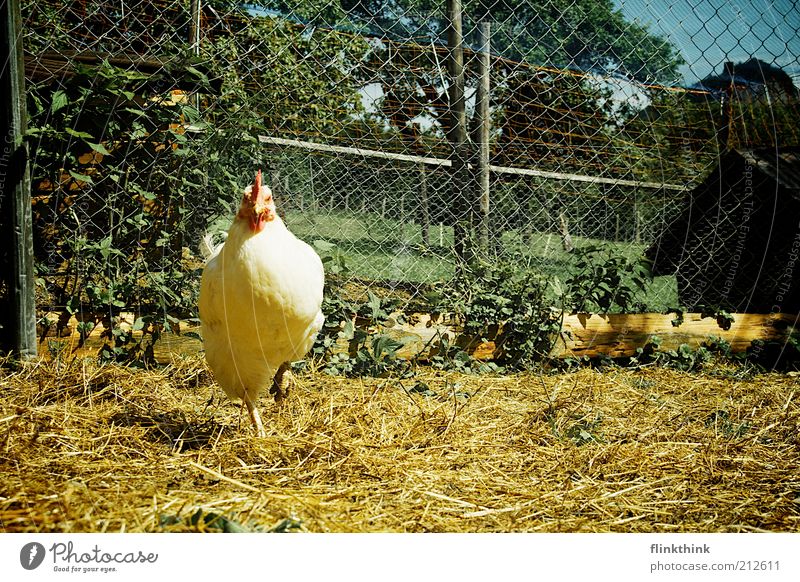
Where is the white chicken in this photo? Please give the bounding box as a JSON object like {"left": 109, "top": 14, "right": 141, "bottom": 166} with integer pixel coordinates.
{"left": 199, "top": 170, "right": 325, "bottom": 437}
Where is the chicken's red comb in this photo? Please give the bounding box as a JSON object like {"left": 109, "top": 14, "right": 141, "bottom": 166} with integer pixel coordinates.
{"left": 253, "top": 169, "right": 262, "bottom": 200}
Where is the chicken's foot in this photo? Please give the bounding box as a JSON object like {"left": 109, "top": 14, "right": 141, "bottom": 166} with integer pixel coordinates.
{"left": 243, "top": 394, "right": 266, "bottom": 437}
{"left": 270, "top": 362, "right": 292, "bottom": 404}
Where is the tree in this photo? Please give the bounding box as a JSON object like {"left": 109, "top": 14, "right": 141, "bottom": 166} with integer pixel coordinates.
{"left": 255, "top": 0, "right": 684, "bottom": 83}
{"left": 204, "top": 9, "right": 369, "bottom": 138}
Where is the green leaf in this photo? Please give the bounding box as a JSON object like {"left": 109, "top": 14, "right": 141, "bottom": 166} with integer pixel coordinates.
{"left": 66, "top": 296, "right": 80, "bottom": 315}
{"left": 88, "top": 142, "right": 111, "bottom": 155}
{"left": 341, "top": 318, "right": 355, "bottom": 340}
{"left": 269, "top": 517, "right": 304, "bottom": 533}
{"left": 313, "top": 240, "right": 335, "bottom": 252}
{"left": 187, "top": 510, "right": 250, "bottom": 533}
{"left": 68, "top": 170, "right": 94, "bottom": 185}
{"left": 51, "top": 90, "right": 69, "bottom": 113}
{"left": 185, "top": 66, "right": 209, "bottom": 83}
{"left": 65, "top": 127, "right": 94, "bottom": 140}
{"left": 131, "top": 183, "right": 157, "bottom": 200}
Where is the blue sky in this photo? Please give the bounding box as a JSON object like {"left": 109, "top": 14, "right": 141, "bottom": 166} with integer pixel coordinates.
{"left": 614, "top": 0, "right": 800, "bottom": 85}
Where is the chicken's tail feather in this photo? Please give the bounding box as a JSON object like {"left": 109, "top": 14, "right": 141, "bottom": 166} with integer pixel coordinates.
{"left": 200, "top": 231, "right": 225, "bottom": 262}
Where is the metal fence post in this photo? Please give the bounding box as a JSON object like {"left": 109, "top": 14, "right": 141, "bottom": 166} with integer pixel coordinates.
{"left": 0, "top": 0, "right": 37, "bottom": 358}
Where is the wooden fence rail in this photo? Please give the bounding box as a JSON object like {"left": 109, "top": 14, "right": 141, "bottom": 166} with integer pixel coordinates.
{"left": 37, "top": 311, "right": 797, "bottom": 363}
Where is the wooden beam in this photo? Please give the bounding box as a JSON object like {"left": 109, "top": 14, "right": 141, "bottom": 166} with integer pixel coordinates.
{"left": 37, "top": 312, "right": 201, "bottom": 362}
{"left": 23, "top": 52, "right": 221, "bottom": 93}
{"left": 552, "top": 312, "right": 797, "bottom": 359}
{"left": 36, "top": 311, "right": 796, "bottom": 363}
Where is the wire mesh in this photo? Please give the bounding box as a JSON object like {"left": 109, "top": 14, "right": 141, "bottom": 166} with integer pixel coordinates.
{"left": 20, "top": 0, "right": 800, "bottom": 321}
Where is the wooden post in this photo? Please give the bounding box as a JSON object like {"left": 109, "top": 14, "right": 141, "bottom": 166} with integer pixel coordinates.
{"left": 0, "top": 0, "right": 37, "bottom": 358}
{"left": 446, "top": 0, "right": 470, "bottom": 266}
{"left": 558, "top": 212, "right": 573, "bottom": 252}
{"left": 476, "top": 20, "right": 491, "bottom": 256}
{"left": 419, "top": 163, "right": 430, "bottom": 246}
{"left": 189, "top": 0, "right": 201, "bottom": 111}
{"left": 308, "top": 156, "right": 317, "bottom": 212}
{"left": 189, "top": 0, "right": 201, "bottom": 53}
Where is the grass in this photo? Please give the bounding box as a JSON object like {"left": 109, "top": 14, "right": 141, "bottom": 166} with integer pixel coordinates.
{"left": 287, "top": 210, "right": 454, "bottom": 283}
{"left": 1, "top": 355, "right": 798, "bottom": 533}
{"left": 287, "top": 209, "right": 679, "bottom": 309}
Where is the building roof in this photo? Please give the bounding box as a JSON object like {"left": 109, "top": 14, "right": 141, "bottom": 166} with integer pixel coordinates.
{"left": 646, "top": 147, "right": 800, "bottom": 275}
{"left": 645, "top": 147, "right": 800, "bottom": 312}
{"left": 739, "top": 148, "right": 800, "bottom": 193}
{"left": 691, "top": 58, "right": 799, "bottom": 97}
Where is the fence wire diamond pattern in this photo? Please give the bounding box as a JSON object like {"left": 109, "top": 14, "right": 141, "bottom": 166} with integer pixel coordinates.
{"left": 19, "top": 0, "right": 800, "bottom": 325}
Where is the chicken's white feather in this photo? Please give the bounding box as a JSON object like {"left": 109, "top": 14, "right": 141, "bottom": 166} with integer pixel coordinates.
{"left": 200, "top": 231, "right": 225, "bottom": 262}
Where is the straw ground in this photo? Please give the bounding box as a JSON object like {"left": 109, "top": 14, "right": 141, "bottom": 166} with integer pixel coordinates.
{"left": 1, "top": 356, "right": 798, "bottom": 532}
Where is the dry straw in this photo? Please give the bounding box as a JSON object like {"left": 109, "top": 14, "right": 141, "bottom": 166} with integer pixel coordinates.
{"left": 1, "top": 355, "right": 798, "bottom": 532}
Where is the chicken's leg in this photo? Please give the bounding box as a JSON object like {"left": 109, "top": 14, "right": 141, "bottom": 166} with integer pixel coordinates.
{"left": 243, "top": 394, "right": 266, "bottom": 437}
{"left": 270, "top": 362, "right": 292, "bottom": 404}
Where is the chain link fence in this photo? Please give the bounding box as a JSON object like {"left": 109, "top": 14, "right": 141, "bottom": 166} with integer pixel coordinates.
{"left": 20, "top": 0, "right": 800, "bottom": 323}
